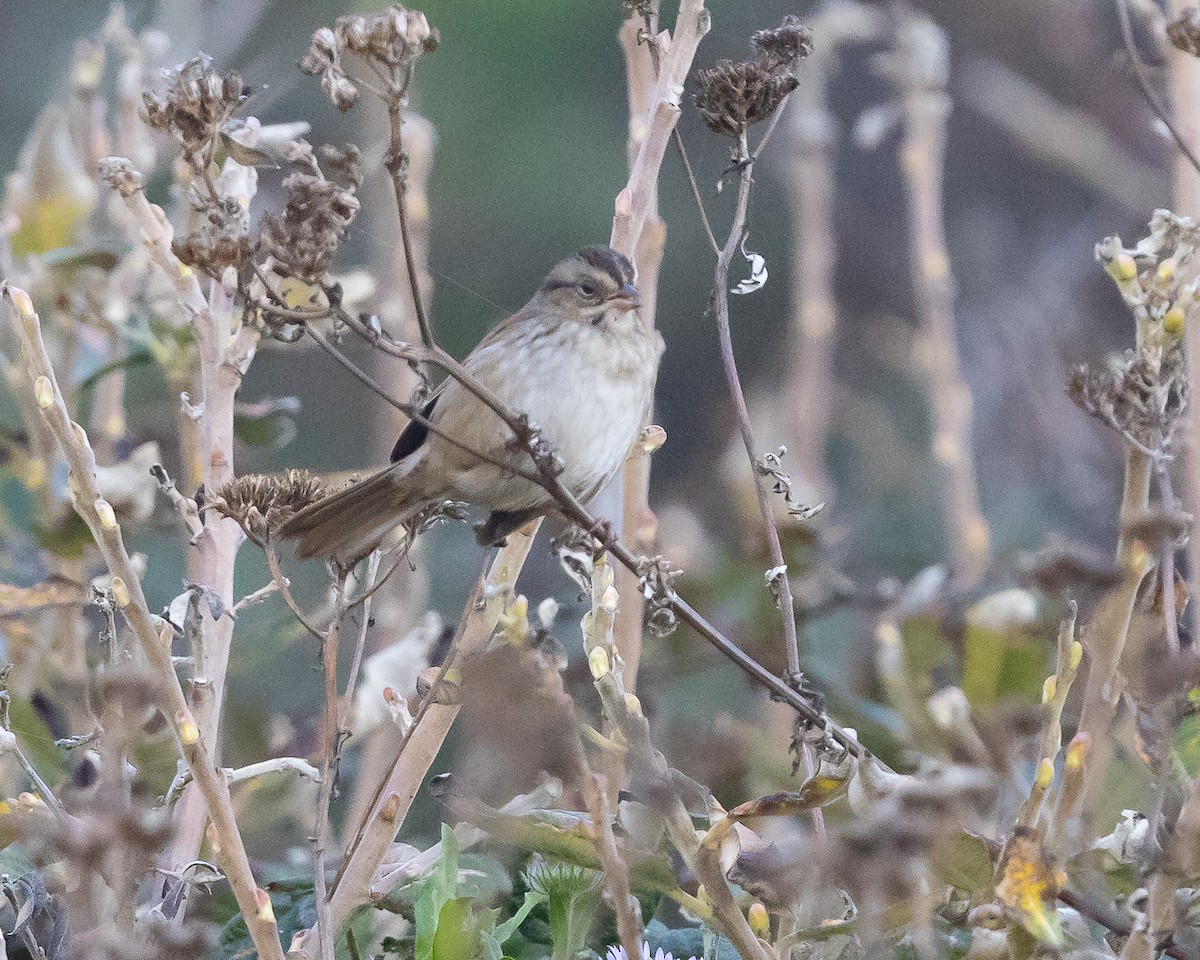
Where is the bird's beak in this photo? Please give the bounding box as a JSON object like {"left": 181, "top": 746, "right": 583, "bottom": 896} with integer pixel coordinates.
{"left": 610, "top": 283, "right": 641, "bottom": 312}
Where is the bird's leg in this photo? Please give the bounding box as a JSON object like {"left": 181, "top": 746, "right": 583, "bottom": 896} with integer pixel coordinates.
{"left": 475, "top": 509, "right": 541, "bottom": 547}
{"left": 585, "top": 517, "right": 619, "bottom": 556}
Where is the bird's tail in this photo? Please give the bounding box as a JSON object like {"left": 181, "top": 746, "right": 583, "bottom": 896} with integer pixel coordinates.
{"left": 279, "top": 463, "right": 429, "bottom": 561}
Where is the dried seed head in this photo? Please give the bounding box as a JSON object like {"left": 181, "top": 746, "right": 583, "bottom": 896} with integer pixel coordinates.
{"left": 142, "top": 54, "right": 247, "bottom": 153}
{"left": 302, "top": 7, "right": 437, "bottom": 112}
{"left": 336, "top": 8, "right": 438, "bottom": 65}
{"left": 1168, "top": 8, "right": 1200, "bottom": 57}
{"left": 261, "top": 145, "right": 362, "bottom": 283}
{"left": 694, "top": 59, "right": 799, "bottom": 138}
{"left": 173, "top": 194, "right": 254, "bottom": 275}
{"left": 210, "top": 470, "right": 328, "bottom": 539}
{"left": 751, "top": 16, "right": 814, "bottom": 73}
{"left": 97, "top": 156, "right": 146, "bottom": 197}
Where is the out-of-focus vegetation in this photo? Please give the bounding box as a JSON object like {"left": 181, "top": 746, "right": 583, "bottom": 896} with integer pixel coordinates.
{"left": 3, "top": 1, "right": 1200, "bottom": 959}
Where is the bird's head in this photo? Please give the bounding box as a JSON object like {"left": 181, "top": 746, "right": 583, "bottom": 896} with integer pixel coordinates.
{"left": 536, "top": 246, "right": 641, "bottom": 327}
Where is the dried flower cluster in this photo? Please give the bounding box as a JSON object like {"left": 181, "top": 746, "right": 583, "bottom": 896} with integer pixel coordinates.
{"left": 694, "top": 17, "right": 812, "bottom": 138}
{"left": 1069, "top": 211, "right": 1199, "bottom": 445}
{"left": 301, "top": 6, "right": 437, "bottom": 112}
{"left": 173, "top": 194, "right": 253, "bottom": 275}
{"left": 750, "top": 16, "right": 815, "bottom": 74}
{"left": 142, "top": 54, "right": 246, "bottom": 154}
{"left": 210, "top": 469, "right": 327, "bottom": 540}
{"left": 261, "top": 145, "right": 362, "bottom": 283}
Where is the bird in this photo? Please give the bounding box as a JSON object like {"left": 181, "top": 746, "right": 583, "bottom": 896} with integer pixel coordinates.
{"left": 280, "top": 246, "right": 664, "bottom": 561}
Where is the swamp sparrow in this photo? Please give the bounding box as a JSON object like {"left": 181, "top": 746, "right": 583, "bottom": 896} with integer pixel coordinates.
{"left": 282, "top": 246, "right": 663, "bottom": 560}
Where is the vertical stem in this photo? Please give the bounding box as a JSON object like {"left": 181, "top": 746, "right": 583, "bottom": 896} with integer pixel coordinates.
{"left": 313, "top": 570, "right": 349, "bottom": 960}
{"left": 1168, "top": 0, "right": 1200, "bottom": 626}
{"left": 614, "top": 14, "right": 668, "bottom": 693}
{"left": 895, "top": 13, "right": 990, "bottom": 587}
{"left": 780, "top": 63, "right": 837, "bottom": 504}
{"left": 712, "top": 132, "right": 822, "bottom": 837}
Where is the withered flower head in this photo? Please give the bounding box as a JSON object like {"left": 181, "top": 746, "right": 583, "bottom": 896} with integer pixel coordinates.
{"left": 142, "top": 54, "right": 247, "bottom": 152}
{"left": 694, "top": 60, "right": 799, "bottom": 138}
{"left": 261, "top": 145, "right": 362, "bottom": 283}
{"left": 1068, "top": 349, "right": 1188, "bottom": 440}
{"left": 97, "top": 156, "right": 145, "bottom": 198}
{"left": 336, "top": 7, "right": 438, "bottom": 65}
{"left": 301, "top": 7, "right": 437, "bottom": 112}
{"left": 172, "top": 194, "right": 253, "bottom": 275}
{"left": 211, "top": 470, "right": 327, "bottom": 540}
{"left": 751, "top": 16, "right": 814, "bottom": 73}
{"left": 1168, "top": 8, "right": 1200, "bottom": 57}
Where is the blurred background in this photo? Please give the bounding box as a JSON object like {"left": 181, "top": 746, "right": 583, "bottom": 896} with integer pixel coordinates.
{"left": 0, "top": 0, "right": 1174, "bottom": 852}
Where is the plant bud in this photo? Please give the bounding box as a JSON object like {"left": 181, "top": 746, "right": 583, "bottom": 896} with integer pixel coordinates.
{"left": 380, "top": 793, "right": 403, "bottom": 823}
{"left": 256, "top": 887, "right": 276, "bottom": 923}
{"left": 94, "top": 498, "right": 118, "bottom": 530}
{"left": 1041, "top": 676, "right": 1056, "bottom": 705}
{"left": 749, "top": 902, "right": 770, "bottom": 937}
{"left": 1035, "top": 757, "right": 1054, "bottom": 790}
{"left": 588, "top": 646, "right": 611, "bottom": 679}
{"left": 33, "top": 376, "right": 53, "bottom": 410}
{"left": 1065, "top": 732, "right": 1091, "bottom": 771}
{"left": 1068, "top": 640, "right": 1083, "bottom": 670}
{"left": 1164, "top": 305, "right": 1186, "bottom": 338}
{"left": 1158, "top": 257, "right": 1177, "bottom": 283}
{"left": 1114, "top": 253, "right": 1137, "bottom": 281}
{"left": 624, "top": 692, "right": 642, "bottom": 716}
{"left": 176, "top": 709, "right": 199, "bottom": 746}
{"left": 111, "top": 576, "right": 131, "bottom": 608}
{"left": 8, "top": 286, "right": 34, "bottom": 319}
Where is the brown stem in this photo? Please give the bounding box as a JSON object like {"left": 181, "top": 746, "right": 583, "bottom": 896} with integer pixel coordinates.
{"left": 711, "top": 132, "right": 823, "bottom": 837}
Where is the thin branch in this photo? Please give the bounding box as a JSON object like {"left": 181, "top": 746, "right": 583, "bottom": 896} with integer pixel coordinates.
{"left": 1114, "top": 0, "right": 1200, "bottom": 177}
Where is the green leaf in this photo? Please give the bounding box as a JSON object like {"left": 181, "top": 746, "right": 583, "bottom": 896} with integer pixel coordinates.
{"left": 486, "top": 891, "right": 545, "bottom": 954}
{"left": 415, "top": 824, "right": 462, "bottom": 960}
{"left": 234, "top": 397, "right": 301, "bottom": 450}
{"left": 432, "top": 897, "right": 477, "bottom": 960}
{"left": 73, "top": 350, "right": 154, "bottom": 398}
{"left": 216, "top": 881, "right": 310, "bottom": 960}
{"left": 30, "top": 510, "right": 94, "bottom": 560}
{"left": 961, "top": 625, "right": 1047, "bottom": 707}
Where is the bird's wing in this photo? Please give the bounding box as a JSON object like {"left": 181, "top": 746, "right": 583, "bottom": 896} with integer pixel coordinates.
{"left": 390, "top": 393, "right": 439, "bottom": 463}
{"left": 389, "top": 301, "right": 540, "bottom": 465}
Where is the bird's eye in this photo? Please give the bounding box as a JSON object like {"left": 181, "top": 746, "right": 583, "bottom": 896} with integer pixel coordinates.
{"left": 577, "top": 282, "right": 598, "bottom": 299}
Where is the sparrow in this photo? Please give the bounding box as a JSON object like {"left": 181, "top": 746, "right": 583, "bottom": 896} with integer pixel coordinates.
{"left": 281, "top": 246, "right": 664, "bottom": 560}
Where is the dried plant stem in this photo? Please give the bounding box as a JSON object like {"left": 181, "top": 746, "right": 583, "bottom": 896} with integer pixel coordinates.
{"left": 896, "top": 15, "right": 990, "bottom": 587}
{"left": 780, "top": 58, "right": 837, "bottom": 503}
{"left": 592, "top": 653, "right": 771, "bottom": 960}
{"left": 295, "top": 535, "right": 533, "bottom": 956}
{"left": 716, "top": 133, "right": 802, "bottom": 680}
{"left": 577, "top": 761, "right": 642, "bottom": 960}
{"left": 313, "top": 568, "right": 350, "bottom": 960}
{"left": 713, "top": 132, "right": 823, "bottom": 836}
{"left": 1167, "top": 0, "right": 1200, "bottom": 645}
{"left": 1072, "top": 449, "right": 1152, "bottom": 816}
{"left": 5, "top": 287, "right": 284, "bottom": 960}
{"left": 614, "top": 14, "right": 669, "bottom": 693}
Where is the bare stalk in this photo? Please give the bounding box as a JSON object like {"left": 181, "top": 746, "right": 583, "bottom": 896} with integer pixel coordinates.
{"left": 710, "top": 129, "right": 826, "bottom": 838}
{"left": 894, "top": 13, "right": 990, "bottom": 586}
{"left": 5, "top": 286, "right": 284, "bottom": 960}
{"left": 1168, "top": 0, "right": 1200, "bottom": 649}
{"left": 613, "top": 13, "right": 669, "bottom": 694}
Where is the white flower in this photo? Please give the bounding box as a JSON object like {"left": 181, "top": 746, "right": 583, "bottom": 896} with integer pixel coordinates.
{"left": 605, "top": 945, "right": 696, "bottom": 960}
